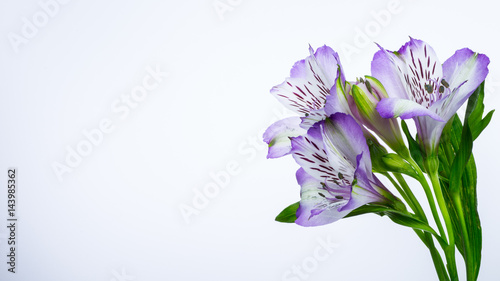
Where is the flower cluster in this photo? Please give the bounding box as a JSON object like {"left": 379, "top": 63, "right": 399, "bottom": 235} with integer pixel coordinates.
{"left": 264, "top": 38, "right": 492, "bottom": 280}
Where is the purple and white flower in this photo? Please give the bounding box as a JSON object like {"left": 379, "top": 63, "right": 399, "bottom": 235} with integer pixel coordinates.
{"left": 291, "top": 113, "right": 398, "bottom": 226}
{"left": 263, "top": 45, "right": 344, "bottom": 159}
{"left": 372, "top": 38, "right": 489, "bottom": 155}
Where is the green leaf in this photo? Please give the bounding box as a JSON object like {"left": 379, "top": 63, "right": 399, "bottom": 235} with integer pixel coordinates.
{"left": 401, "top": 120, "right": 425, "bottom": 171}
{"left": 468, "top": 82, "right": 485, "bottom": 126}
{"left": 449, "top": 122, "right": 473, "bottom": 193}
{"left": 438, "top": 82, "right": 489, "bottom": 280}
{"left": 471, "top": 109, "right": 494, "bottom": 140}
{"left": 463, "top": 155, "right": 482, "bottom": 280}
{"left": 343, "top": 204, "right": 389, "bottom": 218}
{"left": 467, "top": 81, "right": 495, "bottom": 140}
{"left": 275, "top": 202, "right": 299, "bottom": 223}
{"left": 438, "top": 115, "right": 469, "bottom": 258}
{"left": 437, "top": 117, "right": 456, "bottom": 179}
{"left": 456, "top": 84, "right": 483, "bottom": 278}
{"left": 450, "top": 115, "right": 464, "bottom": 152}
{"left": 384, "top": 211, "right": 434, "bottom": 233}
{"left": 384, "top": 210, "right": 447, "bottom": 247}
{"left": 344, "top": 204, "right": 447, "bottom": 248}
{"left": 343, "top": 205, "right": 446, "bottom": 246}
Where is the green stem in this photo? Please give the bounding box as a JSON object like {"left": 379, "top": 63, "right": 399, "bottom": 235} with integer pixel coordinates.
{"left": 382, "top": 172, "right": 415, "bottom": 213}
{"left": 387, "top": 171, "right": 449, "bottom": 280}
{"left": 412, "top": 228, "right": 450, "bottom": 280}
{"left": 393, "top": 173, "right": 428, "bottom": 223}
{"left": 428, "top": 164, "right": 458, "bottom": 281}
{"left": 404, "top": 156, "right": 447, "bottom": 240}
{"left": 423, "top": 232, "right": 452, "bottom": 281}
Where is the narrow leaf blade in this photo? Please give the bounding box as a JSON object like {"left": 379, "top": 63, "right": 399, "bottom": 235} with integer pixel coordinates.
{"left": 275, "top": 202, "right": 300, "bottom": 223}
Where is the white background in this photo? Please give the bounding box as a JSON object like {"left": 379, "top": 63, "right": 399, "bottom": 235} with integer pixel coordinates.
{"left": 1, "top": 0, "right": 499, "bottom": 280}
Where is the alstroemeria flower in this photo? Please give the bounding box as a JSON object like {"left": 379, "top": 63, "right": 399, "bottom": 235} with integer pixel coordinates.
{"left": 372, "top": 38, "right": 489, "bottom": 155}
{"left": 291, "top": 113, "right": 399, "bottom": 226}
{"left": 263, "top": 45, "right": 344, "bottom": 159}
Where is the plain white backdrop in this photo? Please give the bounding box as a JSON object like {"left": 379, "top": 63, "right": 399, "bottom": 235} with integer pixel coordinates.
{"left": 1, "top": 0, "right": 499, "bottom": 280}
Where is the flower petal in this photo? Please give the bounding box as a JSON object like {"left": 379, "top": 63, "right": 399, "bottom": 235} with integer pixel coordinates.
{"left": 413, "top": 115, "right": 447, "bottom": 155}
{"left": 322, "top": 113, "right": 371, "bottom": 173}
{"left": 271, "top": 45, "right": 341, "bottom": 115}
{"left": 300, "top": 108, "right": 328, "bottom": 130}
{"left": 295, "top": 168, "right": 350, "bottom": 227}
{"left": 371, "top": 49, "right": 409, "bottom": 100}
{"left": 372, "top": 38, "right": 444, "bottom": 108}
{"left": 324, "top": 72, "right": 354, "bottom": 116}
{"left": 338, "top": 153, "right": 388, "bottom": 212}
{"left": 440, "top": 48, "right": 490, "bottom": 120}
{"left": 312, "top": 45, "right": 345, "bottom": 85}
{"left": 263, "top": 117, "right": 306, "bottom": 159}
{"left": 377, "top": 97, "right": 445, "bottom": 121}
{"left": 291, "top": 123, "right": 348, "bottom": 185}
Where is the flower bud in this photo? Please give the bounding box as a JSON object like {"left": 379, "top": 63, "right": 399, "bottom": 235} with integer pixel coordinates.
{"left": 350, "top": 76, "right": 406, "bottom": 155}
{"left": 381, "top": 153, "right": 418, "bottom": 179}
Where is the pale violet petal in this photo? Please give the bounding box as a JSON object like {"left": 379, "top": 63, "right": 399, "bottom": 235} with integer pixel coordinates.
{"left": 324, "top": 75, "right": 353, "bottom": 116}
{"left": 299, "top": 108, "right": 328, "bottom": 130}
{"left": 377, "top": 97, "right": 445, "bottom": 121}
{"left": 295, "top": 168, "right": 350, "bottom": 227}
{"left": 291, "top": 123, "right": 335, "bottom": 183}
{"left": 263, "top": 117, "right": 306, "bottom": 159}
{"left": 291, "top": 122, "right": 350, "bottom": 186}
{"left": 371, "top": 48, "right": 410, "bottom": 100}
{"left": 322, "top": 113, "right": 371, "bottom": 174}
{"left": 339, "top": 153, "right": 387, "bottom": 212}
{"left": 413, "top": 115, "right": 447, "bottom": 154}
{"left": 372, "top": 38, "right": 444, "bottom": 108}
{"left": 440, "top": 48, "right": 490, "bottom": 120}
{"left": 270, "top": 46, "right": 341, "bottom": 115}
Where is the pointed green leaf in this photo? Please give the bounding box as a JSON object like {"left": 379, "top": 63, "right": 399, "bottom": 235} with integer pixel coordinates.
{"left": 463, "top": 155, "right": 482, "bottom": 280}
{"left": 471, "top": 109, "right": 494, "bottom": 140}
{"left": 449, "top": 122, "right": 472, "bottom": 194}
{"left": 384, "top": 210, "right": 447, "bottom": 247}
{"left": 343, "top": 204, "right": 389, "bottom": 218}
{"left": 438, "top": 82, "right": 489, "bottom": 280}
{"left": 467, "top": 81, "right": 495, "bottom": 140}
{"left": 275, "top": 202, "right": 299, "bottom": 223}
{"left": 401, "top": 120, "right": 425, "bottom": 171}
{"left": 468, "top": 82, "right": 485, "bottom": 126}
